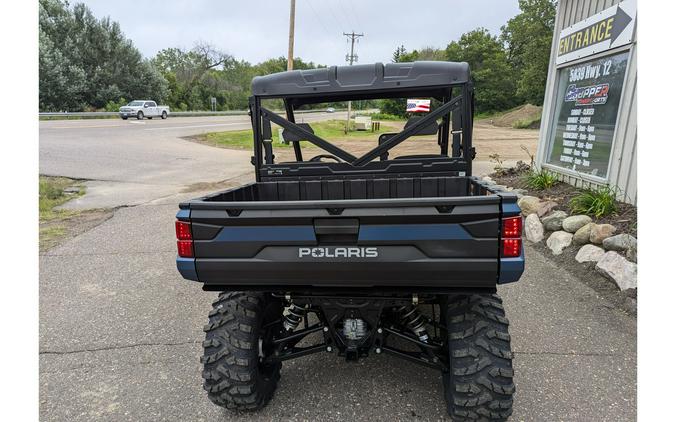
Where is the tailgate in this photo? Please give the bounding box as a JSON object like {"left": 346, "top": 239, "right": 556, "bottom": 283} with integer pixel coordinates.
{"left": 178, "top": 196, "right": 514, "bottom": 289}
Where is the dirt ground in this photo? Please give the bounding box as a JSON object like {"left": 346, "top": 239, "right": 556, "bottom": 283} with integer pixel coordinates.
{"left": 274, "top": 120, "right": 539, "bottom": 168}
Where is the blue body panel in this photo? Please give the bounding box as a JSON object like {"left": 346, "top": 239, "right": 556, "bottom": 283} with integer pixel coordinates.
{"left": 177, "top": 257, "right": 198, "bottom": 281}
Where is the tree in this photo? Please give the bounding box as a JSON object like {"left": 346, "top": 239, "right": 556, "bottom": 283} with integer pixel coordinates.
{"left": 501, "top": 0, "right": 556, "bottom": 105}
{"left": 392, "top": 45, "right": 407, "bottom": 62}
{"left": 445, "top": 28, "right": 518, "bottom": 113}
{"left": 39, "top": 0, "right": 168, "bottom": 111}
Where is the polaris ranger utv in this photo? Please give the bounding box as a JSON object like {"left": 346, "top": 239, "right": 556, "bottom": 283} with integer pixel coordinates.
{"left": 175, "top": 61, "right": 524, "bottom": 420}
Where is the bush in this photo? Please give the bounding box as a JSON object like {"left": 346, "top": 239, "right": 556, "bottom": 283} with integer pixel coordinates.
{"left": 523, "top": 168, "right": 557, "bottom": 189}
{"left": 367, "top": 112, "right": 403, "bottom": 121}
{"left": 569, "top": 186, "right": 618, "bottom": 218}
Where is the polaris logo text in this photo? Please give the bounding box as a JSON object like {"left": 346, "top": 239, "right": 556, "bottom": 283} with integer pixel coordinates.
{"left": 298, "top": 247, "right": 378, "bottom": 258}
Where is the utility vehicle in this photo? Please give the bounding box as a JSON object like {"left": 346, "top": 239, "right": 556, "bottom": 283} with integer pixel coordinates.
{"left": 175, "top": 61, "right": 524, "bottom": 420}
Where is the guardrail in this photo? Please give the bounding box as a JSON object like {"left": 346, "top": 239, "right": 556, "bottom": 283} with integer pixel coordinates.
{"left": 38, "top": 109, "right": 343, "bottom": 119}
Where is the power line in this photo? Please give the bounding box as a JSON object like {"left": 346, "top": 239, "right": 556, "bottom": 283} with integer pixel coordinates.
{"left": 306, "top": 0, "right": 331, "bottom": 38}
{"left": 325, "top": 1, "right": 347, "bottom": 33}
{"left": 346, "top": 0, "right": 364, "bottom": 32}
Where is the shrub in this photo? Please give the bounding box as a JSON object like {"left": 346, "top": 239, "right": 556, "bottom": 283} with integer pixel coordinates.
{"left": 569, "top": 186, "right": 618, "bottom": 218}
{"left": 523, "top": 168, "right": 557, "bottom": 189}
{"left": 367, "top": 112, "right": 403, "bottom": 121}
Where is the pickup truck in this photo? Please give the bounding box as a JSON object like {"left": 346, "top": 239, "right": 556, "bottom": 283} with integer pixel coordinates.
{"left": 175, "top": 61, "right": 524, "bottom": 420}
{"left": 118, "top": 100, "right": 169, "bottom": 120}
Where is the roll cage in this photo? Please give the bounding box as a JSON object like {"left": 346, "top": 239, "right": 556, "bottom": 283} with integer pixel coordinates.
{"left": 247, "top": 61, "right": 475, "bottom": 182}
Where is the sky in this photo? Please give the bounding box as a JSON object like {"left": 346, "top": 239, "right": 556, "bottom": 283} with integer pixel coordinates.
{"left": 81, "top": 0, "right": 522, "bottom": 66}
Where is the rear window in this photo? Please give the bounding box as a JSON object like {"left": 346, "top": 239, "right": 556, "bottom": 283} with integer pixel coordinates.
{"left": 128, "top": 101, "right": 143, "bottom": 106}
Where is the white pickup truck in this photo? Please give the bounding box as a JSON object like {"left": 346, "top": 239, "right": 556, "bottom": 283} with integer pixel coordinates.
{"left": 119, "top": 100, "right": 170, "bottom": 120}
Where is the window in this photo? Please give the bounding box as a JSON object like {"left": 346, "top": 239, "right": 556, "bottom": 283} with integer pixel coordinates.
{"left": 545, "top": 51, "right": 629, "bottom": 179}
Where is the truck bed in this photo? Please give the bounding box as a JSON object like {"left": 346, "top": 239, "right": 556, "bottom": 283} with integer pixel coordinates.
{"left": 177, "top": 176, "right": 523, "bottom": 291}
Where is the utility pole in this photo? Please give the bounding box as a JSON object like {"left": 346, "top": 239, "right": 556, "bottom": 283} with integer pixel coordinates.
{"left": 287, "top": 0, "right": 296, "bottom": 71}
{"left": 343, "top": 31, "right": 364, "bottom": 133}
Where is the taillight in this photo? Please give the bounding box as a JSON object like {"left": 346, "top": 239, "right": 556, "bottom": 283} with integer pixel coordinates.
{"left": 175, "top": 221, "right": 192, "bottom": 240}
{"left": 501, "top": 216, "right": 522, "bottom": 258}
{"left": 175, "top": 221, "right": 193, "bottom": 257}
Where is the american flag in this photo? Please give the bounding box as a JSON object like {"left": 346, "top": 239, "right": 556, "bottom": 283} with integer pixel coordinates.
{"left": 406, "top": 99, "right": 431, "bottom": 112}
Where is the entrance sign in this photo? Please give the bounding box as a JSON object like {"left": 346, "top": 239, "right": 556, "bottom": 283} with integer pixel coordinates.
{"left": 545, "top": 51, "right": 629, "bottom": 178}
{"left": 556, "top": 0, "right": 635, "bottom": 65}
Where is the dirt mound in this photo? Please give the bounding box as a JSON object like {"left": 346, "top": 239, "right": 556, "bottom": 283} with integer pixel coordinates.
{"left": 491, "top": 104, "right": 542, "bottom": 128}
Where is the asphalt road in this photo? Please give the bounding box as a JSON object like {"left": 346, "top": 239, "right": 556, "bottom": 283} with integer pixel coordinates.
{"left": 39, "top": 116, "right": 635, "bottom": 421}
{"left": 39, "top": 113, "right": 346, "bottom": 209}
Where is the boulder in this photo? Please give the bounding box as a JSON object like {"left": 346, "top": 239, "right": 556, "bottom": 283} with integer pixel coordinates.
{"left": 562, "top": 215, "right": 592, "bottom": 233}
{"left": 517, "top": 196, "right": 541, "bottom": 217}
{"left": 589, "top": 224, "right": 617, "bottom": 244}
{"left": 512, "top": 188, "right": 528, "bottom": 197}
{"left": 541, "top": 210, "right": 568, "bottom": 232}
{"left": 596, "top": 251, "right": 637, "bottom": 291}
{"left": 546, "top": 231, "right": 573, "bottom": 255}
{"left": 491, "top": 185, "right": 508, "bottom": 192}
{"left": 602, "top": 233, "right": 637, "bottom": 252}
{"left": 575, "top": 244, "right": 605, "bottom": 263}
{"left": 536, "top": 201, "right": 558, "bottom": 218}
{"left": 524, "top": 214, "right": 544, "bottom": 243}
{"left": 572, "top": 223, "right": 594, "bottom": 245}
{"left": 481, "top": 177, "right": 496, "bottom": 185}
{"left": 626, "top": 246, "right": 637, "bottom": 263}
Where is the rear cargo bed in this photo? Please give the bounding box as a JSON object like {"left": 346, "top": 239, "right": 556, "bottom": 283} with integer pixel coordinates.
{"left": 201, "top": 175, "right": 487, "bottom": 203}
{"left": 177, "top": 176, "right": 523, "bottom": 290}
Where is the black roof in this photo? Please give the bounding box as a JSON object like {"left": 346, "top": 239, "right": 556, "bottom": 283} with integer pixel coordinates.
{"left": 251, "top": 61, "right": 470, "bottom": 104}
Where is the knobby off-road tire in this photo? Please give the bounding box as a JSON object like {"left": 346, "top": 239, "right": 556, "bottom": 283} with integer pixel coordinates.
{"left": 202, "top": 292, "right": 283, "bottom": 411}
{"left": 443, "top": 294, "right": 515, "bottom": 421}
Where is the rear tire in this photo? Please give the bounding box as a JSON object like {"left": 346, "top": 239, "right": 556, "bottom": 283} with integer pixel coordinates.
{"left": 136, "top": 111, "right": 144, "bottom": 120}
{"left": 442, "top": 294, "right": 515, "bottom": 421}
{"left": 201, "top": 292, "right": 283, "bottom": 411}
{"left": 161, "top": 111, "right": 167, "bottom": 119}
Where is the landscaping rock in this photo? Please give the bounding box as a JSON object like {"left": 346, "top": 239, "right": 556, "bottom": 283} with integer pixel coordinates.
{"left": 517, "top": 196, "right": 541, "bottom": 217}
{"left": 596, "top": 251, "right": 637, "bottom": 291}
{"left": 626, "top": 246, "right": 637, "bottom": 263}
{"left": 589, "top": 223, "right": 616, "bottom": 244}
{"left": 602, "top": 233, "right": 637, "bottom": 252}
{"left": 536, "top": 201, "right": 558, "bottom": 218}
{"left": 562, "top": 215, "right": 592, "bottom": 233}
{"left": 524, "top": 214, "right": 544, "bottom": 243}
{"left": 512, "top": 188, "right": 527, "bottom": 197}
{"left": 546, "top": 231, "right": 573, "bottom": 255}
{"left": 575, "top": 244, "right": 605, "bottom": 263}
{"left": 541, "top": 210, "right": 568, "bottom": 231}
{"left": 491, "top": 185, "right": 508, "bottom": 192}
{"left": 572, "top": 223, "right": 594, "bottom": 245}
{"left": 481, "top": 177, "right": 496, "bottom": 185}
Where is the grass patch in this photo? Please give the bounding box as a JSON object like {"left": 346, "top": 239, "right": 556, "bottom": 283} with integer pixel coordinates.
{"left": 522, "top": 168, "right": 558, "bottom": 190}
{"left": 513, "top": 116, "right": 541, "bottom": 129}
{"left": 569, "top": 186, "right": 618, "bottom": 218}
{"left": 361, "top": 112, "right": 405, "bottom": 121}
{"left": 39, "top": 176, "right": 84, "bottom": 250}
{"left": 198, "top": 119, "right": 398, "bottom": 150}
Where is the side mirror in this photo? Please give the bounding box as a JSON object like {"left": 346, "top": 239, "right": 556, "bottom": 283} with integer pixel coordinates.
{"left": 144, "top": 104, "right": 149, "bottom": 108}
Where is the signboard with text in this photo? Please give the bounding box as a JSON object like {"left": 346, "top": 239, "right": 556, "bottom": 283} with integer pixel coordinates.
{"left": 545, "top": 51, "right": 629, "bottom": 178}
{"left": 556, "top": 0, "right": 635, "bottom": 65}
